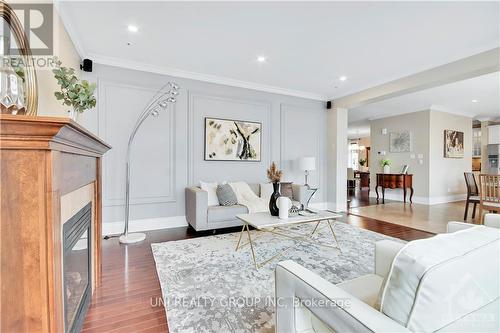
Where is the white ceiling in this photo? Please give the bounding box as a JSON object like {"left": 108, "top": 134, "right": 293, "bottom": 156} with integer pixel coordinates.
{"left": 58, "top": 1, "right": 499, "bottom": 100}
{"left": 348, "top": 71, "right": 500, "bottom": 139}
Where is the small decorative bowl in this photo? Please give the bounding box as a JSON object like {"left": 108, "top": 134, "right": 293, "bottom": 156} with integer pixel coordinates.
{"left": 289, "top": 205, "right": 300, "bottom": 217}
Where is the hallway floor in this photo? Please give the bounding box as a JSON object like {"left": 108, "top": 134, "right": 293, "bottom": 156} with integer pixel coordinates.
{"left": 349, "top": 190, "right": 475, "bottom": 233}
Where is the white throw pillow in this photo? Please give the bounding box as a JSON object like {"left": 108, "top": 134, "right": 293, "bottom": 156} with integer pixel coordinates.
{"left": 260, "top": 183, "right": 274, "bottom": 202}
{"left": 199, "top": 181, "right": 219, "bottom": 206}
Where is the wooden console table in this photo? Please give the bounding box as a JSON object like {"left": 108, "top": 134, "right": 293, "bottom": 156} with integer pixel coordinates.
{"left": 1, "top": 115, "right": 110, "bottom": 333}
{"left": 376, "top": 173, "right": 413, "bottom": 204}
{"left": 354, "top": 171, "right": 370, "bottom": 189}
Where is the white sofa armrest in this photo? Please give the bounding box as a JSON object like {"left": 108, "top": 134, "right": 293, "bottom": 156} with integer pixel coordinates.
{"left": 374, "top": 240, "right": 405, "bottom": 278}
{"left": 447, "top": 221, "right": 475, "bottom": 233}
{"left": 275, "top": 260, "right": 409, "bottom": 333}
{"left": 484, "top": 214, "right": 500, "bottom": 229}
{"left": 447, "top": 217, "right": 500, "bottom": 233}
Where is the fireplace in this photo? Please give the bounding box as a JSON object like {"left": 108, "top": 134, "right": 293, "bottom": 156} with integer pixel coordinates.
{"left": 63, "top": 202, "right": 92, "bottom": 333}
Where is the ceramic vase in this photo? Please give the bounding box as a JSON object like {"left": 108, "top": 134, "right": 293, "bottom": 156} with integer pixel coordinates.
{"left": 383, "top": 165, "right": 391, "bottom": 174}
{"left": 269, "top": 182, "right": 281, "bottom": 216}
{"left": 68, "top": 109, "right": 80, "bottom": 122}
{"left": 277, "top": 197, "right": 292, "bottom": 219}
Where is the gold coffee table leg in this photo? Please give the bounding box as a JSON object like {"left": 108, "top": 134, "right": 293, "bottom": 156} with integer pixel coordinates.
{"left": 310, "top": 221, "right": 321, "bottom": 236}
{"left": 327, "top": 219, "right": 341, "bottom": 253}
{"left": 235, "top": 224, "right": 246, "bottom": 251}
{"left": 244, "top": 223, "right": 258, "bottom": 269}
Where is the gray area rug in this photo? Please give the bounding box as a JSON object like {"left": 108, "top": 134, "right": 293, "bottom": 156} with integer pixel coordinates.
{"left": 151, "top": 221, "right": 401, "bottom": 333}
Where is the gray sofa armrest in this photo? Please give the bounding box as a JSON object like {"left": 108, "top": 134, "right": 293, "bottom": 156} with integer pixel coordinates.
{"left": 185, "top": 187, "right": 208, "bottom": 230}
{"left": 292, "top": 184, "right": 309, "bottom": 206}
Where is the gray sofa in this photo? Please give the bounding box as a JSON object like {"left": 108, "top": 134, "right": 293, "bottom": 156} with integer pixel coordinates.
{"left": 185, "top": 183, "right": 308, "bottom": 231}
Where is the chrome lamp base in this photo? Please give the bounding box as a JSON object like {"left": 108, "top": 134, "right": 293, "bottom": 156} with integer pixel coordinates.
{"left": 119, "top": 232, "right": 146, "bottom": 244}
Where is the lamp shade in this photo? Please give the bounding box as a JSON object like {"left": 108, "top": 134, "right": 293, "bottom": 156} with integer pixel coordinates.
{"left": 299, "top": 157, "right": 316, "bottom": 171}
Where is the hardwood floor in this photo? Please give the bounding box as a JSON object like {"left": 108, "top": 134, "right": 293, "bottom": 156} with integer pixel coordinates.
{"left": 83, "top": 195, "right": 433, "bottom": 332}
{"left": 348, "top": 188, "right": 394, "bottom": 208}
{"left": 82, "top": 227, "right": 241, "bottom": 333}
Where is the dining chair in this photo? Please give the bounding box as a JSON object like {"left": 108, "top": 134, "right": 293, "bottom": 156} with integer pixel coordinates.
{"left": 347, "top": 168, "right": 355, "bottom": 188}
{"left": 478, "top": 174, "right": 500, "bottom": 224}
{"left": 463, "top": 172, "right": 480, "bottom": 220}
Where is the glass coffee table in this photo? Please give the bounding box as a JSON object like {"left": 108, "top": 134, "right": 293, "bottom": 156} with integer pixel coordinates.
{"left": 235, "top": 210, "right": 342, "bottom": 269}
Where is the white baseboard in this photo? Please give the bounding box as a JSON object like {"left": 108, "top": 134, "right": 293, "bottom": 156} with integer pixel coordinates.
{"left": 102, "top": 215, "right": 188, "bottom": 236}
{"left": 368, "top": 191, "right": 465, "bottom": 205}
{"left": 426, "top": 194, "right": 466, "bottom": 205}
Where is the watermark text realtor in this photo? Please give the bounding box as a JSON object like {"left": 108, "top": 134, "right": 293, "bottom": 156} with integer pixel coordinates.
{"left": 4, "top": 2, "right": 53, "bottom": 56}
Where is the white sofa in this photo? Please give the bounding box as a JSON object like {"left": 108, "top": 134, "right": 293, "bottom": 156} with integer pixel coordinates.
{"left": 275, "top": 214, "right": 500, "bottom": 333}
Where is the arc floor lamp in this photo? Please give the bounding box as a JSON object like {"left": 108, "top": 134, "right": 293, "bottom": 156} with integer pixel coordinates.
{"left": 119, "top": 82, "right": 180, "bottom": 244}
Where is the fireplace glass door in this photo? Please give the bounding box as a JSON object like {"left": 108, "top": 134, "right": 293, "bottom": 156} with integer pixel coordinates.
{"left": 63, "top": 202, "right": 92, "bottom": 333}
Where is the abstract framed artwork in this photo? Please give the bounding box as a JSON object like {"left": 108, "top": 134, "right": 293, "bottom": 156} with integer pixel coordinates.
{"left": 444, "top": 130, "right": 464, "bottom": 158}
{"left": 204, "top": 117, "right": 262, "bottom": 161}
{"left": 389, "top": 130, "right": 412, "bottom": 153}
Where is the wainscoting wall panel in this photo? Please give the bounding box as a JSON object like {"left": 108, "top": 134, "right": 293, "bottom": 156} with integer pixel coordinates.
{"left": 188, "top": 92, "right": 272, "bottom": 185}
{"left": 83, "top": 64, "right": 326, "bottom": 230}
{"left": 280, "top": 103, "right": 327, "bottom": 201}
{"left": 98, "top": 80, "right": 177, "bottom": 224}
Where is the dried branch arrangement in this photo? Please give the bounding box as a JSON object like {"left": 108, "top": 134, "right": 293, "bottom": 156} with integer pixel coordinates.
{"left": 267, "top": 162, "right": 283, "bottom": 183}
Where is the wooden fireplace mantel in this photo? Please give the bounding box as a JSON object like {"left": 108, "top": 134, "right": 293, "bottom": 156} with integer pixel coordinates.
{"left": 1, "top": 115, "right": 111, "bottom": 333}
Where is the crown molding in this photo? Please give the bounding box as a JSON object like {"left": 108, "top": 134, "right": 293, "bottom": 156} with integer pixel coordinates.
{"left": 366, "top": 105, "right": 478, "bottom": 122}
{"left": 475, "top": 116, "right": 494, "bottom": 122}
{"left": 88, "top": 53, "right": 327, "bottom": 101}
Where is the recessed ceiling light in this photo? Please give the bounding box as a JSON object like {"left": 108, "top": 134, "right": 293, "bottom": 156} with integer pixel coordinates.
{"left": 257, "top": 56, "right": 267, "bottom": 63}
{"left": 472, "top": 99, "right": 478, "bottom": 103}
{"left": 127, "top": 25, "right": 138, "bottom": 32}
{"left": 339, "top": 76, "right": 347, "bottom": 81}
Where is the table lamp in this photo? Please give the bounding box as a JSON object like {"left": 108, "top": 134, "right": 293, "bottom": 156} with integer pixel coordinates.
{"left": 299, "top": 157, "right": 316, "bottom": 187}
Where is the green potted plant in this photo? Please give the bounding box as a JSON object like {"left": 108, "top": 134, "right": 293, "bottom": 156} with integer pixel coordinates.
{"left": 52, "top": 58, "right": 96, "bottom": 121}
{"left": 359, "top": 158, "right": 367, "bottom": 171}
{"left": 380, "top": 159, "right": 392, "bottom": 174}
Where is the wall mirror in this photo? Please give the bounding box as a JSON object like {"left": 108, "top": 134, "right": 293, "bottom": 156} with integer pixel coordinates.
{"left": 0, "top": 1, "right": 38, "bottom": 115}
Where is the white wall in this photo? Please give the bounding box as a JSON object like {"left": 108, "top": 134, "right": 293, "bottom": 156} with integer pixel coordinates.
{"left": 37, "top": 4, "right": 81, "bottom": 117}
{"left": 369, "top": 109, "right": 471, "bottom": 204}
{"left": 370, "top": 110, "right": 431, "bottom": 200}
{"left": 80, "top": 64, "right": 327, "bottom": 229}
{"left": 429, "top": 110, "right": 472, "bottom": 200}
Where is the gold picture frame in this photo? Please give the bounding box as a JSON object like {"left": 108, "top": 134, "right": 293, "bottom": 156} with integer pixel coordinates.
{"left": 1, "top": 1, "right": 38, "bottom": 115}
{"left": 444, "top": 130, "right": 464, "bottom": 158}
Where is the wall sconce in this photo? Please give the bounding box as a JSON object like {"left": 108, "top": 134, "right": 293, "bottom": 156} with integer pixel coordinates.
{"left": 381, "top": 128, "right": 387, "bottom": 135}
